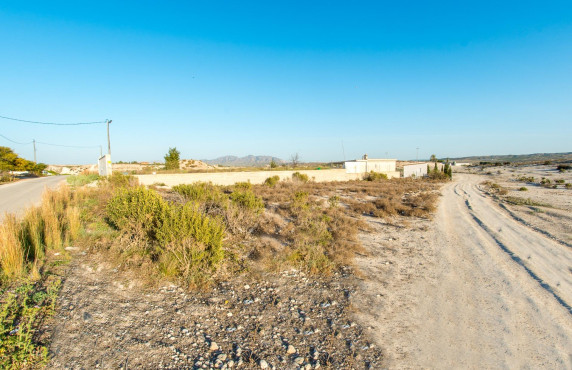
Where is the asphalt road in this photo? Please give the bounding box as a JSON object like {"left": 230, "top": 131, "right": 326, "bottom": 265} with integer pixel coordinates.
{"left": 0, "top": 176, "right": 65, "bottom": 221}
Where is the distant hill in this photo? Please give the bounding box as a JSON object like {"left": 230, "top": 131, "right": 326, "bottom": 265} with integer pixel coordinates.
{"left": 203, "top": 155, "right": 285, "bottom": 167}
{"left": 451, "top": 152, "right": 572, "bottom": 163}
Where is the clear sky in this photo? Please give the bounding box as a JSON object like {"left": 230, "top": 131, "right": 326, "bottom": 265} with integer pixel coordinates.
{"left": 1, "top": 1, "right": 571, "bottom": 164}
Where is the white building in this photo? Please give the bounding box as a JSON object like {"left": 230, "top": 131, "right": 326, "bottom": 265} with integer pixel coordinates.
{"left": 403, "top": 162, "right": 445, "bottom": 178}
{"left": 344, "top": 154, "right": 398, "bottom": 177}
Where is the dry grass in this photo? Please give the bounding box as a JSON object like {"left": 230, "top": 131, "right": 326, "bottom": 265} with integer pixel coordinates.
{"left": 0, "top": 185, "right": 88, "bottom": 284}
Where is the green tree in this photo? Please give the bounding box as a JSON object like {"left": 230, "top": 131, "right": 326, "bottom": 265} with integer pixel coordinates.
{"left": 164, "top": 147, "right": 180, "bottom": 170}
{"left": 270, "top": 159, "right": 277, "bottom": 168}
{"left": 430, "top": 154, "right": 437, "bottom": 162}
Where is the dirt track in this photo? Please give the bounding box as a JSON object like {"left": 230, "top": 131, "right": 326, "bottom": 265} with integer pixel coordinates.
{"left": 356, "top": 174, "right": 572, "bottom": 368}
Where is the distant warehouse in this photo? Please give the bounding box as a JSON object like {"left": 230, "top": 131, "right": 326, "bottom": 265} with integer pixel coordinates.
{"left": 344, "top": 155, "right": 400, "bottom": 178}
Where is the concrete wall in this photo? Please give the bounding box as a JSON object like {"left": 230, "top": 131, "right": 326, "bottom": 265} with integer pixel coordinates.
{"left": 136, "top": 169, "right": 400, "bottom": 187}
{"left": 403, "top": 163, "right": 428, "bottom": 178}
{"left": 344, "top": 159, "right": 396, "bottom": 174}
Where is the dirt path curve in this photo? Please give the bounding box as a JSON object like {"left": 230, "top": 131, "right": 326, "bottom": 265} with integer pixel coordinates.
{"left": 355, "top": 174, "right": 572, "bottom": 368}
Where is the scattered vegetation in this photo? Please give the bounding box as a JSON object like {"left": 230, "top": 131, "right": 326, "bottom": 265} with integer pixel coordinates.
{"left": 518, "top": 187, "right": 528, "bottom": 191}
{"left": 505, "top": 197, "right": 552, "bottom": 208}
{"left": 516, "top": 175, "right": 535, "bottom": 183}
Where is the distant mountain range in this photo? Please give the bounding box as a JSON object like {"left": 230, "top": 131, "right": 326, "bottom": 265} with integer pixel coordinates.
{"left": 203, "top": 155, "right": 285, "bottom": 167}
{"left": 451, "top": 152, "right": 572, "bottom": 163}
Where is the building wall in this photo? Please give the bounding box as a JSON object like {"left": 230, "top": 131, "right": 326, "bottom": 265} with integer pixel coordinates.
{"left": 344, "top": 159, "right": 396, "bottom": 174}
{"left": 403, "top": 163, "right": 428, "bottom": 178}
{"left": 136, "top": 169, "right": 400, "bottom": 187}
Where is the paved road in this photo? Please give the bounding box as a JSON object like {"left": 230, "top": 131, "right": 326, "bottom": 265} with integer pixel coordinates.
{"left": 0, "top": 176, "right": 65, "bottom": 221}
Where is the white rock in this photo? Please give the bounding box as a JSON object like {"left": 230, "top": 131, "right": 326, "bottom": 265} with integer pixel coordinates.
{"left": 287, "top": 345, "right": 296, "bottom": 354}
{"left": 209, "top": 341, "right": 219, "bottom": 351}
{"left": 259, "top": 360, "right": 269, "bottom": 369}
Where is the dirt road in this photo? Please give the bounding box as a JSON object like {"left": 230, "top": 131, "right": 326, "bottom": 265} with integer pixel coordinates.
{"left": 356, "top": 174, "right": 572, "bottom": 368}
{"left": 0, "top": 176, "right": 64, "bottom": 221}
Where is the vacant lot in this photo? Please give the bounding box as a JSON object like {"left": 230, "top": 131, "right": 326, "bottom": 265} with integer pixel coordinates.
{"left": 1, "top": 174, "right": 442, "bottom": 368}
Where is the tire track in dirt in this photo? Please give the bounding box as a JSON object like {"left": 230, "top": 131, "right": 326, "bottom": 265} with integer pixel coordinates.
{"left": 354, "top": 174, "right": 572, "bottom": 369}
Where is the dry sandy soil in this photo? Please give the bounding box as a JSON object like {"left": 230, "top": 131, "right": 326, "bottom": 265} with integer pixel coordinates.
{"left": 41, "top": 165, "right": 572, "bottom": 368}
{"left": 353, "top": 166, "right": 572, "bottom": 368}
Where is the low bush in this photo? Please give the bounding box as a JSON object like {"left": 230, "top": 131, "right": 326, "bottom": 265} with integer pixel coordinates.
{"left": 519, "top": 187, "right": 528, "bottom": 191}
{"left": 264, "top": 175, "right": 280, "bottom": 187}
{"left": 364, "top": 171, "right": 388, "bottom": 181}
{"left": 106, "top": 186, "right": 228, "bottom": 287}
{"left": 292, "top": 172, "right": 309, "bottom": 183}
{"left": 230, "top": 190, "right": 265, "bottom": 215}
{"left": 557, "top": 164, "right": 571, "bottom": 172}
{"left": 172, "top": 182, "right": 224, "bottom": 203}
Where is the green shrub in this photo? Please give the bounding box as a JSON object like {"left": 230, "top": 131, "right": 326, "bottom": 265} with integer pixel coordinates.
{"left": 566, "top": 183, "right": 571, "bottom": 189}
{"left": 173, "top": 182, "right": 224, "bottom": 202}
{"left": 264, "top": 175, "right": 280, "bottom": 187}
{"left": 106, "top": 187, "right": 170, "bottom": 239}
{"left": 155, "top": 203, "right": 225, "bottom": 271}
{"left": 364, "top": 171, "right": 388, "bottom": 181}
{"left": 233, "top": 182, "right": 252, "bottom": 191}
{"left": 555, "top": 179, "right": 565, "bottom": 184}
{"left": 557, "top": 164, "right": 571, "bottom": 172}
{"left": 519, "top": 187, "right": 528, "bottom": 191}
{"left": 230, "top": 190, "right": 265, "bottom": 214}
{"left": 106, "top": 186, "right": 227, "bottom": 286}
{"left": 292, "top": 172, "right": 309, "bottom": 183}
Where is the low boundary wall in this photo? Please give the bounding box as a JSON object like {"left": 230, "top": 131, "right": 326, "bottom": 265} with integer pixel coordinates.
{"left": 136, "top": 169, "right": 400, "bottom": 187}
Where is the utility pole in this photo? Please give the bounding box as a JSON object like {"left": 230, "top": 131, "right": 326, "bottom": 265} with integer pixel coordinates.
{"left": 33, "top": 139, "right": 37, "bottom": 163}
{"left": 100, "top": 145, "right": 103, "bottom": 158}
{"left": 416, "top": 147, "right": 419, "bottom": 162}
{"left": 106, "top": 119, "right": 112, "bottom": 155}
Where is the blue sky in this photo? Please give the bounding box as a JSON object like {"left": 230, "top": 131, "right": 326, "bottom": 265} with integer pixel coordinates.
{"left": 1, "top": 1, "right": 571, "bottom": 164}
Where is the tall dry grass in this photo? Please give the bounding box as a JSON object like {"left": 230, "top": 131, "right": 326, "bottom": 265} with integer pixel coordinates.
{"left": 0, "top": 186, "right": 82, "bottom": 283}
{"left": 0, "top": 215, "right": 25, "bottom": 279}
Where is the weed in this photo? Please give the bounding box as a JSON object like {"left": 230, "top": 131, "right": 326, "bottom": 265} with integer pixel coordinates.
{"left": 518, "top": 187, "right": 528, "bottom": 191}
{"left": 292, "top": 172, "right": 309, "bottom": 183}
{"left": 264, "top": 175, "right": 280, "bottom": 187}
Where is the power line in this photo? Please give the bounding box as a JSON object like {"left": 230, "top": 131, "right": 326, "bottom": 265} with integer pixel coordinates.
{"left": 0, "top": 133, "right": 33, "bottom": 145}
{"left": 36, "top": 141, "right": 101, "bottom": 149}
{"left": 0, "top": 114, "right": 106, "bottom": 126}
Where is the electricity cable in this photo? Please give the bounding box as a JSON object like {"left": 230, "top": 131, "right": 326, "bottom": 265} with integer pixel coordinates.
{"left": 0, "top": 133, "right": 33, "bottom": 145}
{"left": 0, "top": 114, "right": 106, "bottom": 126}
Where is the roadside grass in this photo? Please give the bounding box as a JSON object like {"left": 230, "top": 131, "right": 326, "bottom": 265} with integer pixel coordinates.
{"left": 66, "top": 174, "right": 99, "bottom": 186}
